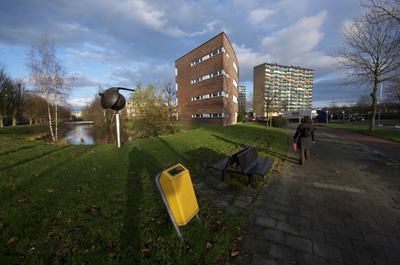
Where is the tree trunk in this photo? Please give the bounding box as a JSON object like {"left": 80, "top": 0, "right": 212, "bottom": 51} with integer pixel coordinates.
{"left": 0, "top": 115, "right": 3, "bottom": 127}
{"left": 46, "top": 101, "right": 55, "bottom": 141}
{"left": 29, "top": 115, "right": 32, "bottom": 125}
{"left": 369, "top": 76, "right": 379, "bottom": 132}
{"left": 12, "top": 115, "right": 16, "bottom": 126}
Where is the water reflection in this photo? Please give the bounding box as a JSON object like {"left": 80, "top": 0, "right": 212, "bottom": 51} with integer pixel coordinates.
{"left": 58, "top": 125, "right": 135, "bottom": 145}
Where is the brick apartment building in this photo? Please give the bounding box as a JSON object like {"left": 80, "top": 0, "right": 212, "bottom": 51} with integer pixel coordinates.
{"left": 175, "top": 32, "right": 239, "bottom": 126}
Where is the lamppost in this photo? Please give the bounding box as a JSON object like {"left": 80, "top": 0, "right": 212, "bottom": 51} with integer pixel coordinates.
{"left": 98, "top": 87, "right": 135, "bottom": 148}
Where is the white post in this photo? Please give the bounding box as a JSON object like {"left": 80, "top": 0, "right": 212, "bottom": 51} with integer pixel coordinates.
{"left": 379, "top": 79, "right": 383, "bottom": 123}
{"left": 115, "top": 111, "right": 121, "bottom": 148}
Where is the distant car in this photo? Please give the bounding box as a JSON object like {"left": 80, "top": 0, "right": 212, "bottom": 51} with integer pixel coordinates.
{"left": 351, "top": 116, "right": 365, "bottom": 121}
{"left": 250, "top": 118, "right": 256, "bottom": 121}
{"left": 258, "top": 117, "right": 269, "bottom": 122}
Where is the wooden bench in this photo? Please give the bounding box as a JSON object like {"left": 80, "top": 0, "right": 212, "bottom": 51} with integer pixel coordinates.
{"left": 207, "top": 146, "right": 251, "bottom": 183}
{"left": 236, "top": 146, "right": 274, "bottom": 187}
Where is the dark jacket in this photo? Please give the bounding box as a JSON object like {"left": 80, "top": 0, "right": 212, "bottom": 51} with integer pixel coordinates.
{"left": 294, "top": 123, "right": 316, "bottom": 150}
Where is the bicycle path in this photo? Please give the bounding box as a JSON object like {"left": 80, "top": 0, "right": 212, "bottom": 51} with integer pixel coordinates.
{"left": 315, "top": 126, "right": 400, "bottom": 163}
{"left": 193, "top": 124, "right": 400, "bottom": 265}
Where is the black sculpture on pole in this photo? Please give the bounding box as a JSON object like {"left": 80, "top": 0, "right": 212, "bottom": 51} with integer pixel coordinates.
{"left": 99, "top": 87, "right": 135, "bottom": 148}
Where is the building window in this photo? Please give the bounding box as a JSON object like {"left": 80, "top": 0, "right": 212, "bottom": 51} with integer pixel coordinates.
{"left": 191, "top": 47, "right": 229, "bottom": 66}
{"left": 233, "top": 78, "right": 238, "bottom": 88}
{"left": 191, "top": 70, "right": 229, "bottom": 84}
{"left": 175, "top": 67, "right": 178, "bottom": 76}
{"left": 176, "top": 83, "right": 178, "bottom": 91}
{"left": 233, "top": 61, "right": 238, "bottom": 73}
{"left": 233, "top": 95, "right": 238, "bottom": 104}
{"left": 176, "top": 97, "right": 179, "bottom": 105}
{"left": 192, "top": 113, "right": 229, "bottom": 118}
{"left": 191, "top": 91, "right": 228, "bottom": 101}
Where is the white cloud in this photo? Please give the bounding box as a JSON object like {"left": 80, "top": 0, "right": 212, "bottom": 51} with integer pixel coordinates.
{"left": 71, "top": 71, "right": 102, "bottom": 87}
{"left": 67, "top": 97, "right": 93, "bottom": 107}
{"left": 249, "top": 8, "right": 275, "bottom": 24}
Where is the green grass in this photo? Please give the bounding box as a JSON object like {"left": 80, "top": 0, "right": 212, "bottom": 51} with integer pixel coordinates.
{"left": 0, "top": 122, "right": 287, "bottom": 264}
{"left": 316, "top": 124, "right": 400, "bottom": 143}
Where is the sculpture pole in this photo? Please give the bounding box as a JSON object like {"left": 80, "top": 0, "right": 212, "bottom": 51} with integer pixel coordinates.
{"left": 115, "top": 111, "right": 121, "bottom": 148}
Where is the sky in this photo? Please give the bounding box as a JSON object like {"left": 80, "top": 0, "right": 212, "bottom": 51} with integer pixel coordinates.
{"left": 0, "top": 0, "right": 372, "bottom": 111}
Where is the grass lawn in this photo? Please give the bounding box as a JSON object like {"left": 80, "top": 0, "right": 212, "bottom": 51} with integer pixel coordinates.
{"left": 0, "top": 122, "right": 287, "bottom": 264}
{"left": 315, "top": 124, "right": 400, "bottom": 143}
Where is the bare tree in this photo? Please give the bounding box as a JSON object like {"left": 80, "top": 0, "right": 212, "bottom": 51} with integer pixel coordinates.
{"left": 363, "top": 0, "right": 400, "bottom": 21}
{"left": 0, "top": 62, "right": 10, "bottom": 127}
{"left": 385, "top": 76, "right": 400, "bottom": 120}
{"left": 335, "top": 8, "right": 400, "bottom": 131}
{"left": 25, "top": 34, "right": 75, "bottom": 141}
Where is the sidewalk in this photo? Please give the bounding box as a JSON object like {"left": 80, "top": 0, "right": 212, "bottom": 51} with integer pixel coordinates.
{"left": 193, "top": 124, "right": 400, "bottom": 265}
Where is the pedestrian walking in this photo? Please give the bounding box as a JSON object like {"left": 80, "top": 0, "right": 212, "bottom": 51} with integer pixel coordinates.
{"left": 293, "top": 116, "right": 316, "bottom": 165}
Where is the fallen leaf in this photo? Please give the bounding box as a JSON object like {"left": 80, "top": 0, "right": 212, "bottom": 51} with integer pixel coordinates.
{"left": 108, "top": 252, "right": 116, "bottom": 258}
{"left": 277, "top": 170, "right": 283, "bottom": 173}
{"left": 47, "top": 189, "right": 59, "bottom": 192}
{"left": 335, "top": 170, "right": 339, "bottom": 174}
{"left": 193, "top": 184, "right": 199, "bottom": 187}
{"left": 19, "top": 199, "right": 27, "bottom": 203}
{"left": 35, "top": 174, "right": 40, "bottom": 177}
{"left": 206, "top": 242, "right": 212, "bottom": 249}
{"left": 132, "top": 214, "right": 142, "bottom": 220}
{"left": 209, "top": 224, "right": 218, "bottom": 232}
{"left": 11, "top": 187, "right": 17, "bottom": 190}
{"left": 237, "top": 236, "right": 243, "bottom": 241}
{"left": 235, "top": 226, "right": 241, "bottom": 232}
{"left": 141, "top": 249, "right": 150, "bottom": 253}
{"left": 231, "top": 251, "right": 239, "bottom": 257}
{"left": 91, "top": 205, "right": 98, "bottom": 208}
{"left": 7, "top": 236, "right": 18, "bottom": 244}
{"left": 157, "top": 236, "right": 161, "bottom": 242}
{"left": 85, "top": 249, "right": 89, "bottom": 253}
{"left": 0, "top": 213, "right": 8, "bottom": 218}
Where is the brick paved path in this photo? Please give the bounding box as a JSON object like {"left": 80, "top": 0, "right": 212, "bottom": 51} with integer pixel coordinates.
{"left": 193, "top": 124, "right": 400, "bottom": 265}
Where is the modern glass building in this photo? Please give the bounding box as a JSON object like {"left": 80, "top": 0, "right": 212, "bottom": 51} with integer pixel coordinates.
{"left": 238, "top": 86, "right": 246, "bottom": 113}
{"left": 253, "top": 63, "right": 313, "bottom": 117}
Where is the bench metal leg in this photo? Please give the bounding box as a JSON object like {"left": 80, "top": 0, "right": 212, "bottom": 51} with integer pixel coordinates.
{"left": 221, "top": 170, "right": 227, "bottom": 183}
{"left": 248, "top": 174, "right": 253, "bottom": 187}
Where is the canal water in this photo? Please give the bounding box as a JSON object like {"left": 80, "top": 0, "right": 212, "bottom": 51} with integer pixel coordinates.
{"left": 57, "top": 125, "right": 135, "bottom": 145}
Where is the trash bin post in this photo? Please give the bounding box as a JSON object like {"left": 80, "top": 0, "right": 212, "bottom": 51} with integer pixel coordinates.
{"left": 155, "top": 173, "right": 185, "bottom": 244}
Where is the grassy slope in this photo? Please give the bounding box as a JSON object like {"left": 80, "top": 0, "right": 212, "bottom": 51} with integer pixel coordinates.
{"left": 0, "top": 123, "right": 286, "bottom": 264}
{"left": 316, "top": 123, "right": 400, "bottom": 143}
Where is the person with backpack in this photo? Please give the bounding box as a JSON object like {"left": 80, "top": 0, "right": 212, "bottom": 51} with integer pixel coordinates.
{"left": 293, "top": 116, "right": 316, "bottom": 165}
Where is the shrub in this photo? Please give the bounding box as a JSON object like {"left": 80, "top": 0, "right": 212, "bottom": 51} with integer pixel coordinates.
{"left": 237, "top": 112, "right": 244, "bottom": 123}
{"left": 272, "top": 117, "right": 289, "bottom": 128}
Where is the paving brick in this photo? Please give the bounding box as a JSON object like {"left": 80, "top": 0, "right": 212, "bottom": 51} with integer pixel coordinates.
{"left": 300, "top": 209, "right": 320, "bottom": 220}
{"left": 368, "top": 223, "right": 398, "bottom": 238}
{"left": 243, "top": 237, "right": 269, "bottom": 254}
{"left": 244, "top": 226, "right": 262, "bottom": 237}
{"left": 389, "top": 237, "right": 400, "bottom": 250}
{"left": 286, "top": 235, "right": 312, "bottom": 253}
{"left": 324, "top": 232, "right": 354, "bottom": 251}
{"left": 229, "top": 206, "right": 244, "bottom": 215}
{"left": 343, "top": 218, "right": 372, "bottom": 232}
{"left": 231, "top": 255, "right": 252, "bottom": 265}
{"left": 268, "top": 244, "right": 296, "bottom": 263}
{"left": 382, "top": 247, "right": 400, "bottom": 262}
{"left": 280, "top": 205, "right": 299, "bottom": 215}
{"left": 251, "top": 207, "right": 268, "bottom": 217}
{"left": 352, "top": 239, "right": 386, "bottom": 259}
{"left": 268, "top": 210, "right": 288, "bottom": 221}
{"left": 262, "top": 202, "right": 281, "bottom": 210}
{"left": 328, "top": 209, "right": 355, "bottom": 219}
{"left": 373, "top": 257, "right": 400, "bottom": 265}
{"left": 341, "top": 249, "right": 375, "bottom": 265}
{"left": 300, "top": 226, "right": 325, "bottom": 242}
{"left": 290, "top": 215, "right": 312, "bottom": 228}
{"left": 272, "top": 197, "right": 291, "bottom": 206}
{"left": 249, "top": 254, "right": 279, "bottom": 265}
{"left": 320, "top": 213, "right": 344, "bottom": 226}
{"left": 335, "top": 225, "right": 364, "bottom": 240}
{"left": 298, "top": 252, "right": 328, "bottom": 265}
{"left": 361, "top": 231, "right": 393, "bottom": 248}
{"left": 255, "top": 217, "right": 276, "bottom": 228}
{"left": 276, "top": 221, "right": 299, "bottom": 235}
{"left": 312, "top": 221, "right": 336, "bottom": 233}
{"left": 233, "top": 199, "right": 253, "bottom": 208}
{"left": 313, "top": 242, "right": 344, "bottom": 262}
{"left": 262, "top": 229, "right": 285, "bottom": 244}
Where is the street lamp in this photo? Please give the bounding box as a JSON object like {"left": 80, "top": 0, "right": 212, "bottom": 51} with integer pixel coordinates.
{"left": 98, "top": 87, "right": 135, "bottom": 148}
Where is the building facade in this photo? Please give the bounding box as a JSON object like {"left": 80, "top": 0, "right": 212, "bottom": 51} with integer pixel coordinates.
{"left": 238, "top": 86, "right": 246, "bottom": 113}
{"left": 253, "top": 63, "right": 313, "bottom": 117}
{"left": 175, "top": 32, "right": 239, "bottom": 126}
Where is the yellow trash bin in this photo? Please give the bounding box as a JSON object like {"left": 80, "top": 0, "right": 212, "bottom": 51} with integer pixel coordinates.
{"left": 158, "top": 164, "right": 199, "bottom": 226}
